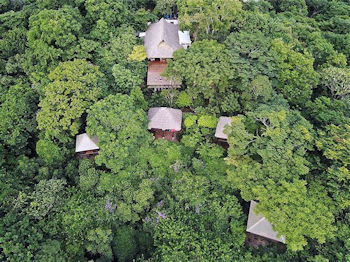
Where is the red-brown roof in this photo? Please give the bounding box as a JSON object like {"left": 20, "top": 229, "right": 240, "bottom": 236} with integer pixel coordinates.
{"left": 147, "top": 61, "right": 180, "bottom": 87}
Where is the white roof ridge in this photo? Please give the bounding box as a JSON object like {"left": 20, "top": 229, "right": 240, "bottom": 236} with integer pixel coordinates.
{"left": 160, "top": 18, "right": 167, "bottom": 42}
{"left": 246, "top": 216, "right": 266, "bottom": 232}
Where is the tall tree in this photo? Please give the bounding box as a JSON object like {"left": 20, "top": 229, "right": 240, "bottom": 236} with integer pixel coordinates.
{"left": 0, "top": 85, "right": 37, "bottom": 151}
{"left": 165, "top": 40, "right": 232, "bottom": 102}
{"left": 95, "top": 26, "right": 147, "bottom": 90}
{"left": 226, "top": 104, "right": 314, "bottom": 200}
{"left": 304, "top": 96, "right": 349, "bottom": 128}
{"left": 37, "top": 59, "right": 103, "bottom": 143}
{"left": 85, "top": 0, "right": 130, "bottom": 42}
{"left": 253, "top": 179, "right": 335, "bottom": 251}
{"left": 316, "top": 123, "right": 350, "bottom": 210}
{"left": 25, "top": 6, "right": 83, "bottom": 81}
{"left": 154, "top": 0, "right": 178, "bottom": 15}
{"left": 225, "top": 104, "right": 338, "bottom": 250}
{"left": 270, "top": 0, "right": 308, "bottom": 16}
{"left": 86, "top": 94, "right": 153, "bottom": 173}
{"left": 153, "top": 173, "right": 245, "bottom": 260}
{"left": 178, "top": 0, "right": 242, "bottom": 40}
{"left": 320, "top": 66, "right": 350, "bottom": 99}
{"left": 271, "top": 39, "right": 319, "bottom": 106}
{"left": 224, "top": 31, "right": 276, "bottom": 82}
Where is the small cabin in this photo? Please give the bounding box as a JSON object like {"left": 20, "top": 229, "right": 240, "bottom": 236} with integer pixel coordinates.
{"left": 75, "top": 133, "right": 99, "bottom": 159}
{"left": 148, "top": 107, "right": 182, "bottom": 142}
{"left": 214, "top": 116, "right": 232, "bottom": 146}
{"left": 246, "top": 201, "right": 286, "bottom": 248}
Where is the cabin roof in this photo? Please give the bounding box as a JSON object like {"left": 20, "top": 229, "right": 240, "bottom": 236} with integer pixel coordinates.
{"left": 144, "top": 18, "right": 182, "bottom": 59}
{"left": 246, "top": 201, "right": 286, "bottom": 244}
{"left": 148, "top": 107, "right": 182, "bottom": 131}
{"left": 75, "top": 133, "right": 99, "bottom": 153}
{"left": 215, "top": 116, "right": 232, "bottom": 140}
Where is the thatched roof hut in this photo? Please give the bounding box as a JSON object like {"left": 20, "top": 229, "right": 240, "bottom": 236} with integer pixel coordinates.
{"left": 144, "top": 18, "right": 182, "bottom": 59}
{"left": 148, "top": 107, "right": 182, "bottom": 131}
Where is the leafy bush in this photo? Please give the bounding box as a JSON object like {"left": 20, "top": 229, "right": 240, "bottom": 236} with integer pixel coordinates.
{"left": 198, "top": 115, "right": 218, "bottom": 128}
{"left": 176, "top": 91, "right": 192, "bottom": 108}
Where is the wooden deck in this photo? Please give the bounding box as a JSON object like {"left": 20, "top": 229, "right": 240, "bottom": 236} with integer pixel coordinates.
{"left": 147, "top": 61, "right": 180, "bottom": 90}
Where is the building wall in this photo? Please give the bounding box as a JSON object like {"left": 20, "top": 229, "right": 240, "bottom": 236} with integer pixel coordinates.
{"left": 77, "top": 150, "right": 99, "bottom": 159}
{"left": 150, "top": 129, "right": 179, "bottom": 142}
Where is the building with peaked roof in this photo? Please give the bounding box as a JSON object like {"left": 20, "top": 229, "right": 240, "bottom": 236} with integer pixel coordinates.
{"left": 246, "top": 201, "right": 286, "bottom": 247}
{"left": 148, "top": 107, "right": 182, "bottom": 131}
{"left": 143, "top": 18, "right": 191, "bottom": 91}
{"left": 75, "top": 133, "right": 99, "bottom": 158}
{"left": 215, "top": 116, "right": 232, "bottom": 141}
{"left": 144, "top": 18, "right": 191, "bottom": 60}
{"left": 144, "top": 18, "right": 182, "bottom": 60}
{"left": 148, "top": 107, "right": 182, "bottom": 141}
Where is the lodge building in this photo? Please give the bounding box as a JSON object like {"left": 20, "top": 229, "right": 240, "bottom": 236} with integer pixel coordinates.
{"left": 141, "top": 18, "right": 191, "bottom": 90}
{"left": 147, "top": 107, "right": 182, "bottom": 142}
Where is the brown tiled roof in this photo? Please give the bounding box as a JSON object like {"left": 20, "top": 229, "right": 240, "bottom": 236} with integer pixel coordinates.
{"left": 147, "top": 61, "right": 180, "bottom": 86}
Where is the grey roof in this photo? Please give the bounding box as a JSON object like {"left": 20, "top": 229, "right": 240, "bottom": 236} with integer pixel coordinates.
{"left": 75, "top": 133, "right": 99, "bottom": 153}
{"left": 144, "top": 18, "right": 182, "bottom": 59}
{"left": 215, "top": 116, "right": 232, "bottom": 139}
{"left": 148, "top": 107, "right": 182, "bottom": 131}
{"left": 246, "top": 201, "right": 286, "bottom": 243}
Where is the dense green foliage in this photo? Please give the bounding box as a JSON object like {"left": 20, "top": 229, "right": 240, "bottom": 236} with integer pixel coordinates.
{"left": 1, "top": 0, "right": 349, "bottom": 261}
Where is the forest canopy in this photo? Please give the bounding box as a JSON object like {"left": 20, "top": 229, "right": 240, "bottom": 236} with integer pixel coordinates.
{"left": 0, "top": 0, "right": 349, "bottom": 261}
